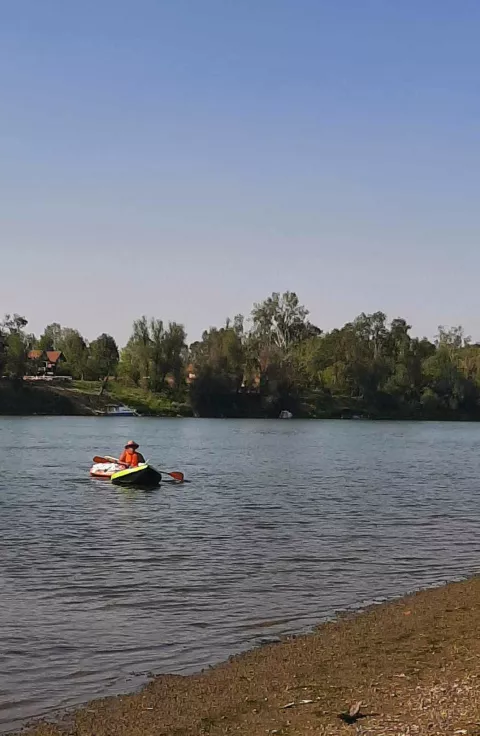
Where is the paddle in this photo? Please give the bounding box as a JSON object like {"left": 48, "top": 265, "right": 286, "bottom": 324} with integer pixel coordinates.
{"left": 93, "top": 455, "right": 185, "bottom": 482}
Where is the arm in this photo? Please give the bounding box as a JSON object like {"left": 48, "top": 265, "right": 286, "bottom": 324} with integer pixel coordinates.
{"left": 119, "top": 450, "right": 129, "bottom": 467}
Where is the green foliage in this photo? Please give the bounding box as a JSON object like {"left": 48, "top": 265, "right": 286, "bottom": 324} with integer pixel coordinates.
{"left": 0, "top": 330, "right": 6, "bottom": 377}
{"left": 191, "top": 321, "right": 244, "bottom": 382}
{"left": 163, "top": 322, "right": 188, "bottom": 389}
{"left": 37, "top": 323, "right": 62, "bottom": 351}
{"left": 88, "top": 333, "right": 119, "bottom": 380}
{"left": 70, "top": 380, "right": 190, "bottom": 416}
{"left": 4, "top": 332, "right": 28, "bottom": 379}
{"left": 57, "top": 328, "right": 88, "bottom": 379}
{"left": 35, "top": 322, "right": 90, "bottom": 379}
{"left": 6, "top": 293, "right": 480, "bottom": 420}
{"left": 251, "top": 291, "right": 320, "bottom": 349}
{"left": 107, "top": 384, "right": 182, "bottom": 416}
{"left": 1, "top": 314, "right": 30, "bottom": 379}
{"left": 187, "top": 292, "right": 480, "bottom": 419}
{"left": 119, "top": 317, "right": 187, "bottom": 392}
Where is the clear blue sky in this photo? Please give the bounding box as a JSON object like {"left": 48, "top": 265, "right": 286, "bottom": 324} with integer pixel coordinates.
{"left": 2, "top": 0, "right": 480, "bottom": 346}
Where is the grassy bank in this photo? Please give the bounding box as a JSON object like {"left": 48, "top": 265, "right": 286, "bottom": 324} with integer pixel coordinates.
{"left": 0, "top": 380, "right": 81, "bottom": 415}
{"left": 20, "top": 577, "right": 480, "bottom": 736}
{"left": 2, "top": 379, "right": 478, "bottom": 420}
{"left": 0, "top": 380, "right": 192, "bottom": 416}
{"left": 100, "top": 382, "right": 192, "bottom": 416}
{"left": 69, "top": 380, "right": 191, "bottom": 416}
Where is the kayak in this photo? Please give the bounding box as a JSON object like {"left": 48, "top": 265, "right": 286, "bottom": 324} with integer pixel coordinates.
{"left": 110, "top": 463, "right": 162, "bottom": 488}
{"left": 90, "top": 462, "right": 123, "bottom": 479}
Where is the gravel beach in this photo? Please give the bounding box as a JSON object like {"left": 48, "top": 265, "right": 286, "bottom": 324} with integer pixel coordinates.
{"left": 20, "top": 577, "right": 480, "bottom": 736}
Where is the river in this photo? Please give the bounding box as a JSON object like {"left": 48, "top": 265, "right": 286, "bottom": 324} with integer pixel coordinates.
{"left": 1, "top": 417, "right": 480, "bottom": 731}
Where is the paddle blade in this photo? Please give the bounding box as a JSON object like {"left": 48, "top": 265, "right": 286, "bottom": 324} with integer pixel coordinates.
{"left": 93, "top": 455, "right": 122, "bottom": 465}
{"left": 166, "top": 471, "right": 184, "bottom": 482}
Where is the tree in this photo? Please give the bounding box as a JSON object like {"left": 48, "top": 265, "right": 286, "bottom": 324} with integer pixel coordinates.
{"left": 37, "top": 323, "right": 62, "bottom": 351}
{"left": 120, "top": 317, "right": 151, "bottom": 387}
{"left": 88, "top": 334, "right": 119, "bottom": 387}
{"left": 3, "top": 314, "right": 28, "bottom": 334}
{"left": 118, "top": 342, "right": 142, "bottom": 386}
{"left": 436, "top": 325, "right": 470, "bottom": 352}
{"left": 290, "top": 334, "right": 330, "bottom": 390}
{"left": 1, "top": 314, "right": 30, "bottom": 379}
{"left": 190, "top": 322, "right": 245, "bottom": 389}
{"left": 58, "top": 328, "right": 88, "bottom": 380}
{"left": 4, "top": 332, "right": 28, "bottom": 379}
{"left": 163, "top": 322, "right": 187, "bottom": 389}
{"left": 189, "top": 319, "right": 247, "bottom": 415}
{"left": 248, "top": 292, "right": 321, "bottom": 404}
{"left": 119, "top": 317, "right": 187, "bottom": 391}
{"left": 189, "top": 365, "right": 239, "bottom": 417}
{"left": 149, "top": 318, "right": 166, "bottom": 392}
{"left": 251, "top": 291, "right": 316, "bottom": 350}
{"left": 35, "top": 323, "right": 90, "bottom": 379}
{"left": 0, "top": 326, "right": 6, "bottom": 376}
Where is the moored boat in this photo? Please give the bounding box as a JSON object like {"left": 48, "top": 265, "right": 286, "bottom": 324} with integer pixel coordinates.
{"left": 104, "top": 404, "right": 138, "bottom": 417}
{"left": 110, "top": 464, "right": 162, "bottom": 487}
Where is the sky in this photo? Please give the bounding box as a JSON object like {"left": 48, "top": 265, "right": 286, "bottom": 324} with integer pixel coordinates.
{"left": 2, "top": 0, "right": 480, "bottom": 346}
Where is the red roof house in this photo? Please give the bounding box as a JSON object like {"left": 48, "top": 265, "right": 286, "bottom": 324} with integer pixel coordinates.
{"left": 27, "top": 350, "right": 65, "bottom": 376}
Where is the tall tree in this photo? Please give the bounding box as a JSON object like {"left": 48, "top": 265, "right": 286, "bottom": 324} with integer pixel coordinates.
{"left": 119, "top": 317, "right": 187, "bottom": 391}
{"left": 163, "top": 322, "right": 187, "bottom": 389}
{"left": 149, "top": 318, "right": 166, "bottom": 392}
{"left": 251, "top": 291, "right": 315, "bottom": 350}
{"left": 88, "top": 333, "right": 119, "bottom": 386}
{"left": 191, "top": 323, "right": 245, "bottom": 388}
{"left": 1, "top": 314, "right": 30, "bottom": 379}
{"left": 0, "top": 326, "right": 6, "bottom": 376}
{"left": 436, "top": 325, "right": 470, "bottom": 352}
{"left": 58, "top": 328, "right": 88, "bottom": 380}
{"left": 37, "top": 323, "right": 62, "bottom": 351}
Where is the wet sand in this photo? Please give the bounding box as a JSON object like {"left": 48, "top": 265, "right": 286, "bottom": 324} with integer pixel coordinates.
{"left": 20, "top": 577, "right": 480, "bottom": 736}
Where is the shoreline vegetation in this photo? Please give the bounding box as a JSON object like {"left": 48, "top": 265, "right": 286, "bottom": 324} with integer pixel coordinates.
{"left": 20, "top": 576, "right": 480, "bottom": 736}
{"left": 3, "top": 292, "right": 480, "bottom": 419}
{"left": 5, "top": 379, "right": 480, "bottom": 420}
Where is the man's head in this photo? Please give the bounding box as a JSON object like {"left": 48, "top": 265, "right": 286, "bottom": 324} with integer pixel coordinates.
{"left": 125, "top": 440, "right": 139, "bottom": 454}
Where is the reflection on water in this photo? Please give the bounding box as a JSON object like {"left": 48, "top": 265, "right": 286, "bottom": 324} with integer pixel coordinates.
{"left": 1, "top": 417, "right": 480, "bottom": 731}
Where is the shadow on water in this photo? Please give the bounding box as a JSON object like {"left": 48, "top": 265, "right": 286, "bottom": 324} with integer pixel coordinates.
{"left": 2, "top": 417, "right": 480, "bottom": 731}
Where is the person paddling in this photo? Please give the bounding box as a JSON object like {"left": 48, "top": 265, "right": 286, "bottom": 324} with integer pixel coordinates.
{"left": 119, "top": 440, "right": 145, "bottom": 468}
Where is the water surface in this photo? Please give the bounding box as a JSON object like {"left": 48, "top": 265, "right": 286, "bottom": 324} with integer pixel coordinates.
{"left": 1, "top": 418, "right": 480, "bottom": 731}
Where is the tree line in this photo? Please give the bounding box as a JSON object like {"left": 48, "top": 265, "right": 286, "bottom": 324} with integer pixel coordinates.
{"left": 2, "top": 292, "right": 480, "bottom": 418}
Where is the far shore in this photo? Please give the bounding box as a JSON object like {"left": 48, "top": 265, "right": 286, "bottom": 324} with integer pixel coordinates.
{"left": 18, "top": 576, "right": 480, "bottom": 736}
{"left": 4, "top": 379, "right": 480, "bottom": 420}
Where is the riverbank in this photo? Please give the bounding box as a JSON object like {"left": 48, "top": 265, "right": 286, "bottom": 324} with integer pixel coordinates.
{"left": 0, "top": 380, "right": 191, "bottom": 417}
{"left": 2, "top": 379, "right": 480, "bottom": 420}
{"left": 20, "top": 577, "right": 480, "bottom": 736}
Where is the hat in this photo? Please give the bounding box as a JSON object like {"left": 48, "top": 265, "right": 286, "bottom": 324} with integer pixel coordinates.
{"left": 125, "top": 440, "right": 139, "bottom": 449}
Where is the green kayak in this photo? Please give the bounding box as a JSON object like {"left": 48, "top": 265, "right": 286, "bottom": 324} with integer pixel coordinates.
{"left": 111, "top": 464, "right": 162, "bottom": 488}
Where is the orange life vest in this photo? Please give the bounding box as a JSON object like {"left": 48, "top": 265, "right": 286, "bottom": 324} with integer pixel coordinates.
{"left": 119, "top": 450, "right": 144, "bottom": 467}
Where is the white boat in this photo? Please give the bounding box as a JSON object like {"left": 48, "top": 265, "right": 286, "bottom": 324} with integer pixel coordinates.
{"left": 104, "top": 404, "right": 138, "bottom": 417}
{"left": 279, "top": 410, "right": 293, "bottom": 419}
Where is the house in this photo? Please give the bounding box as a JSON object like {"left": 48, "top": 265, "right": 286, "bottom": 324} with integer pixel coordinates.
{"left": 27, "top": 350, "right": 66, "bottom": 377}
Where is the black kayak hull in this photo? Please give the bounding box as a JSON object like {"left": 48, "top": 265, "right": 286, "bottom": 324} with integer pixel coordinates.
{"left": 111, "top": 464, "right": 162, "bottom": 488}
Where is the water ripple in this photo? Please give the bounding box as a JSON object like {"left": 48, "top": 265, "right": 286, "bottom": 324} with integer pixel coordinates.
{"left": 1, "top": 417, "right": 480, "bottom": 731}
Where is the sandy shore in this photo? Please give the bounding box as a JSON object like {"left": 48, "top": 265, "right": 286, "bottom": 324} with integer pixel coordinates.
{"left": 20, "top": 577, "right": 480, "bottom": 735}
